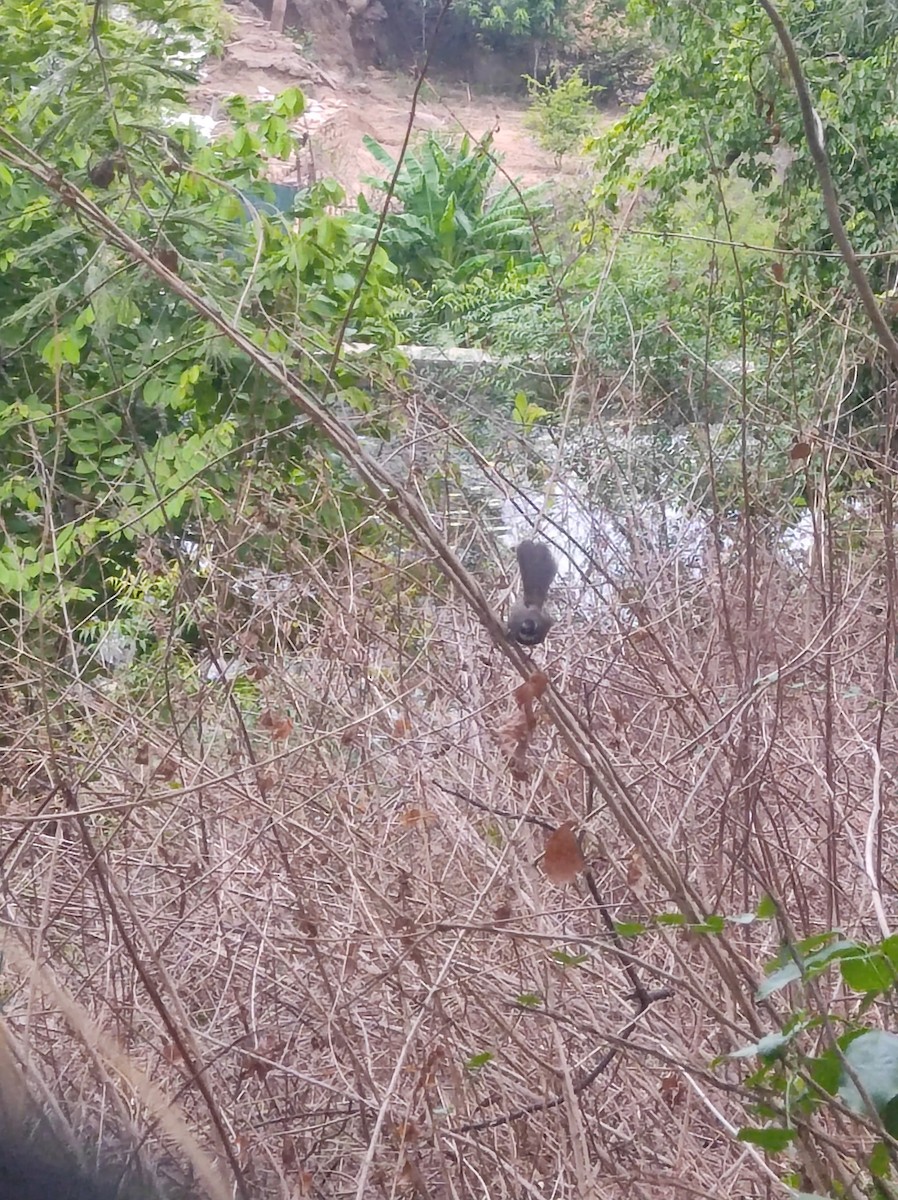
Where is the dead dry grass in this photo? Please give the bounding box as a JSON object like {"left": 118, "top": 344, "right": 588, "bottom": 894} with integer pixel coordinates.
{"left": 1, "top": 385, "right": 897, "bottom": 1200}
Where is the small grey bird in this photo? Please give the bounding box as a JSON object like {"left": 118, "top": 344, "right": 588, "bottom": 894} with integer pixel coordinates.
{"left": 506, "top": 540, "right": 557, "bottom": 646}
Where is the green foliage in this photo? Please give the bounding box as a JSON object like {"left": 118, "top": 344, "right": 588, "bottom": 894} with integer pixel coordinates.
{"left": 839, "top": 1031, "right": 898, "bottom": 1120}
{"left": 590, "top": 0, "right": 898, "bottom": 285}
{"left": 578, "top": 0, "right": 898, "bottom": 498}
{"left": 464, "top": 1050, "right": 495, "bottom": 1070}
{"left": 567, "top": 182, "right": 779, "bottom": 409}
{"left": 357, "top": 131, "right": 547, "bottom": 283}
{"left": 0, "top": 0, "right": 400, "bottom": 627}
{"left": 511, "top": 390, "right": 549, "bottom": 430}
{"left": 552, "top": 0, "right": 654, "bottom": 99}
{"left": 395, "top": 259, "right": 562, "bottom": 356}
{"left": 398, "top": 0, "right": 653, "bottom": 101}
{"left": 728, "top": 927, "right": 898, "bottom": 1190}
{"left": 454, "top": 0, "right": 565, "bottom": 37}
{"left": 354, "top": 131, "right": 554, "bottom": 354}
{"left": 624, "top": 909, "right": 898, "bottom": 1193}
{"left": 76, "top": 558, "right": 203, "bottom": 675}
{"left": 524, "top": 69, "right": 603, "bottom": 165}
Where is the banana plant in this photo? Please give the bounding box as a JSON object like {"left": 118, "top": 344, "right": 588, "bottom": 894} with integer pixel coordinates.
{"left": 354, "top": 131, "right": 549, "bottom": 282}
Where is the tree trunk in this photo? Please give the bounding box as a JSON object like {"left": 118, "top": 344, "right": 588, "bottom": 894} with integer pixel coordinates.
{"left": 270, "top": 0, "right": 287, "bottom": 33}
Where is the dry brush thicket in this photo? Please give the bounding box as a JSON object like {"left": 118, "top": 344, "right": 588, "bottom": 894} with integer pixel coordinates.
{"left": 1, "top": 380, "right": 896, "bottom": 1199}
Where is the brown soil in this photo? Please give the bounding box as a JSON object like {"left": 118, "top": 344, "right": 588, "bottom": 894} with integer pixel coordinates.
{"left": 193, "top": 1, "right": 616, "bottom": 198}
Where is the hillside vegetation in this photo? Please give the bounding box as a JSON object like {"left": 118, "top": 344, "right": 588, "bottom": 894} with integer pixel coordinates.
{"left": 2, "top": 1, "right": 898, "bottom": 1198}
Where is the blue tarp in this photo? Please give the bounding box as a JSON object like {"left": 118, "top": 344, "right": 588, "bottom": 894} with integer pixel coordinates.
{"left": 237, "top": 182, "right": 302, "bottom": 222}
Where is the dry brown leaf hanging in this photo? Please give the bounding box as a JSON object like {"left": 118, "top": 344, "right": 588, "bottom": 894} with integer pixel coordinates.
{"left": 160, "top": 1040, "right": 180, "bottom": 1065}
{"left": 659, "top": 1072, "right": 686, "bottom": 1108}
{"left": 498, "top": 707, "right": 537, "bottom": 781}
{"left": 270, "top": 716, "right": 293, "bottom": 740}
{"left": 88, "top": 156, "right": 121, "bottom": 188}
{"left": 393, "top": 1120, "right": 420, "bottom": 1145}
{"left": 542, "top": 821, "right": 586, "bottom": 885}
{"left": 514, "top": 671, "right": 548, "bottom": 708}
{"left": 157, "top": 246, "right": 180, "bottom": 275}
{"left": 399, "top": 807, "right": 435, "bottom": 828}
{"left": 627, "top": 851, "right": 646, "bottom": 895}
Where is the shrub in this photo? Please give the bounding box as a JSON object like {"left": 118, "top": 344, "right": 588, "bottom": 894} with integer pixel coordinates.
{"left": 355, "top": 132, "right": 548, "bottom": 284}
{"left": 0, "top": 0, "right": 401, "bottom": 630}
{"left": 524, "top": 69, "right": 603, "bottom": 166}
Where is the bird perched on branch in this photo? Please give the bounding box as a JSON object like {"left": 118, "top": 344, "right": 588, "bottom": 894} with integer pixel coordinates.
{"left": 506, "top": 540, "right": 557, "bottom": 646}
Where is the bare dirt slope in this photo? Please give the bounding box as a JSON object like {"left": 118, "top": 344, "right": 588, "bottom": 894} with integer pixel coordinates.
{"left": 193, "top": 1, "right": 610, "bottom": 198}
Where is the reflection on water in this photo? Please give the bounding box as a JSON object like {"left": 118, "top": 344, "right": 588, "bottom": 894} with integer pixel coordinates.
{"left": 453, "top": 417, "right": 819, "bottom": 613}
